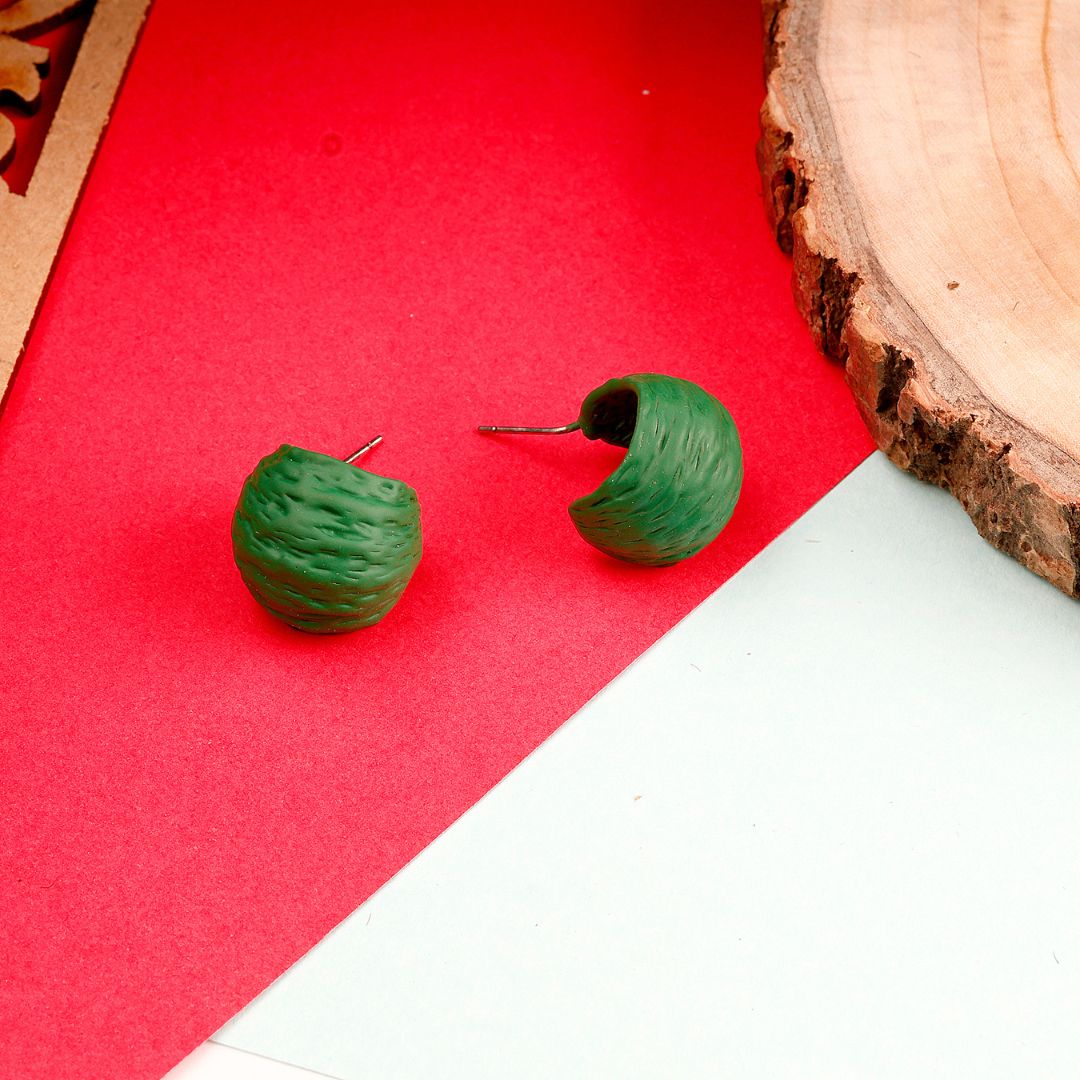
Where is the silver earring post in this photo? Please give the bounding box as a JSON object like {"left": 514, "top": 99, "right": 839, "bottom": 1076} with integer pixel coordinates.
{"left": 344, "top": 434, "right": 384, "bottom": 463}
{"left": 476, "top": 422, "right": 580, "bottom": 436}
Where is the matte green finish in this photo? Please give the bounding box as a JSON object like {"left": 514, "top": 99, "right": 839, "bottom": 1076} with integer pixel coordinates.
{"left": 569, "top": 373, "right": 742, "bottom": 566}
{"left": 232, "top": 445, "right": 422, "bottom": 633}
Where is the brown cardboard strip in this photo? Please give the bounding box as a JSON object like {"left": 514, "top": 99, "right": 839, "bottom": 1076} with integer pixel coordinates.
{"left": 0, "top": 0, "right": 150, "bottom": 404}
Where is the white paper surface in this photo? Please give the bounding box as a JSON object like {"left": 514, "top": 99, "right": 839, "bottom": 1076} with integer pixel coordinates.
{"left": 166, "top": 1042, "right": 332, "bottom": 1079}
{"left": 216, "top": 454, "right": 1080, "bottom": 1078}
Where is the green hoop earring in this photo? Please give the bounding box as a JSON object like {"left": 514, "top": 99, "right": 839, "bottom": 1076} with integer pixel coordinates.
{"left": 480, "top": 373, "right": 742, "bottom": 567}
{"left": 232, "top": 436, "right": 422, "bottom": 633}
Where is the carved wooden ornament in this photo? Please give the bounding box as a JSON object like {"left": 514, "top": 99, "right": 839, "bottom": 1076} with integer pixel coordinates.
{"left": 0, "top": 0, "right": 150, "bottom": 403}
{"left": 759, "top": 0, "right": 1080, "bottom": 597}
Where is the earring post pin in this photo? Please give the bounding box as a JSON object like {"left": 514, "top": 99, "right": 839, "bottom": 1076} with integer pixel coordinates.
{"left": 344, "top": 434, "right": 384, "bottom": 463}
{"left": 476, "top": 422, "right": 581, "bottom": 435}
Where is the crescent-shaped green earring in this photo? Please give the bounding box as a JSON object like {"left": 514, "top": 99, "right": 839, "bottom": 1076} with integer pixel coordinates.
{"left": 479, "top": 373, "right": 742, "bottom": 567}
{"left": 231, "top": 436, "right": 422, "bottom": 633}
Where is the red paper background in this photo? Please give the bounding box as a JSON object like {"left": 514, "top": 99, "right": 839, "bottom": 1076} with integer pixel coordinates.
{"left": 0, "top": 2, "right": 872, "bottom": 1076}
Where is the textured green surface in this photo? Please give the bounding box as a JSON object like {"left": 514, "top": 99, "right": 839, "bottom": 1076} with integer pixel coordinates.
{"left": 232, "top": 445, "right": 422, "bottom": 633}
{"left": 570, "top": 373, "right": 742, "bottom": 566}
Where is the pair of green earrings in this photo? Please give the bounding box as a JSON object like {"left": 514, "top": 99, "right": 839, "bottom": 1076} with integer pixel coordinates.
{"left": 232, "top": 373, "right": 743, "bottom": 634}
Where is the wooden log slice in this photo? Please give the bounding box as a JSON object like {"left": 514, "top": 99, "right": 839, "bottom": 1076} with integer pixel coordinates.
{"left": 759, "top": 0, "right": 1080, "bottom": 597}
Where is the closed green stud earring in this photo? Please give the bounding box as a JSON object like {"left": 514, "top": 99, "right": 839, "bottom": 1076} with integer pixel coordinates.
{"left": 479, "top": 373, "right": 742, "bottom": 567}
{"left": 232, "top": 436, "right": 422, "bottom": 633}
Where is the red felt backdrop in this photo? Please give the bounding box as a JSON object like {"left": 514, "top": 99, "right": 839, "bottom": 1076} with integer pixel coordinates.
{"left": 0, "top": 2, "right": 872, "bottom": 1076}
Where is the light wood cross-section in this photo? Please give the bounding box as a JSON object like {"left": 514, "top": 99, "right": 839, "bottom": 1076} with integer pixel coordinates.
{"left": 0, "top": 0, "right": 149, "bottom": 404}
{"left": 759, "top": 0, "right": 1080, "bottom": 596}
